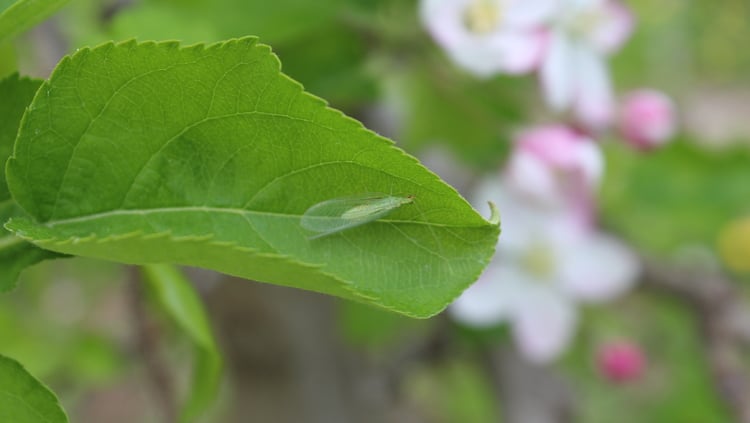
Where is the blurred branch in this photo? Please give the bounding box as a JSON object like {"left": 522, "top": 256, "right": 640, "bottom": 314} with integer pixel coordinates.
{"left": 128, "top": 266, "right": 178, "bottom": 423}
{"left": 483, "top": 347, "right": 575, "bottom": 423}
{"left": 380, "top": 313, "right": 576, "bottom": 423}
{"left": 100, "top": 0, "right": 136, "bottom": 25}
{"left": 642, "top": 258, "right": 750, "bottom": 422}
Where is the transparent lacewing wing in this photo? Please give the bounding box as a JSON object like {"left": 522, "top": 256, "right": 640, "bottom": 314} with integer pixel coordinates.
{"left": 301, "top": 194, "right": 414, "bottom": 239}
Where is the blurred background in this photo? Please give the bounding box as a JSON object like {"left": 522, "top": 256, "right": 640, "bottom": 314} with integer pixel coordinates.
{"left": 3, "top": 0, "right": 750, "bottom": 422}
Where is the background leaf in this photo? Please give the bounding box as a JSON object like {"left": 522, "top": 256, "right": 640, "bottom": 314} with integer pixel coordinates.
{"left": 389, "top": 62, "right": 523, "bottom": 169}
{"left": 5, "top": 38, "right": 499, "bottom": 318}
{"left": 564, "top": 294, "right": 729, "bottom": 423}
{"left": 174, "top": 0, "right": 343, "bottom": 45}
{"left": 602, "top": 139, "right": 750, "bottom": 254}
{"left": 0, "top": 41, "right": 15, "bottom": 78}
{"left": 0, "top": 0, "right": 70, "bottom": 43}
{"left": 0, "top": 74, "right": 62, "bottom": 291}
{"left": 141, "top": 264, "right": 222, "bottom": 423}
{"left": 69, "top": 1, "right": 374, "bottom": 109}
{"left": 0, "top": 354, "right": 69, "bottom": 423}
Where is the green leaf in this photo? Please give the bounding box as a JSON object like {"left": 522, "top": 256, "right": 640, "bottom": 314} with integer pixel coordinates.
{"left": 0, "top": 74, "right": 61, "bottom": 291}
{"left": 0, "top": 0, "right": 70, "bottom": 44}
{"left": 0, "top": 74, "right": 38, "bottom": 201}
{"left": 602, "top": 140, "right": 750, "bottom": 254}
{"left": 0, "top": 41, "right": 16, "bottom": 78}
{"left": 5, "top": 38, "right": 499, "bottom": 318}
{"left": 0, "top": 354, "right": 69, "bottom": 423}
{"left": 142, "top": 264, "right": 221, "bottom": 423}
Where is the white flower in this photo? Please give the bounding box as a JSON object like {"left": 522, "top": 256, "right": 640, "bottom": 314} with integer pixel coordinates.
{"left": 420, "top": 0, "right": 558, "bottom": 77}
{"left": 450, "top": 179, "right": 639, "bottom": 363}
{"left": 540, "top": 0, "right": 633, "bottom": 129}
{"left": 504, "top": 125, "right": 603, "bottom": 225}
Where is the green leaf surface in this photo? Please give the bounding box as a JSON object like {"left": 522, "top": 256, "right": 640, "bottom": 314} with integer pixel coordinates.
{"left": 602, "top": 140, "right": 750, "bottom": 254}
{"left": 6, "top": 38, "right": 499, "bottom": 318}
{"left": 0, "top": 0, "right": 70, "bottom": 44}
{"left": 0, "top": 74, "right": 61, "bottom": 291}
{"left": 142, "top": 264, "right": 221, "bottom": 422}
{"left": 0, "top": 354, "right": 69, "bottom": 423}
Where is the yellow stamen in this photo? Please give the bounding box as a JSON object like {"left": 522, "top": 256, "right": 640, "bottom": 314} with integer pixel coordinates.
{"left": 521, "top": 244, "right": 556, "bottom": 280}
{"left": 465, "top": 0, "right": 501, "bottom": 34}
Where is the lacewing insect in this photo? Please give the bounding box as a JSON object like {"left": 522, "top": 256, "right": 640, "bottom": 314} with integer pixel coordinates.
{"left": 301, "top": 194, "right": 414, "bottom": 239}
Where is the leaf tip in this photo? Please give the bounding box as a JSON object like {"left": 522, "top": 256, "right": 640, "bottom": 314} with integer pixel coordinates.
{"left": 487, "top": 201, "right": 500, "bottom": 226}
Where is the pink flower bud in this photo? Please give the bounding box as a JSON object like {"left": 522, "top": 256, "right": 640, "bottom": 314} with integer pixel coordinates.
{"left": 619, "top": 90, "right": 676, "bottom": 150}
{"left": 596, "top": 340, "right": 646, "bottom": 383}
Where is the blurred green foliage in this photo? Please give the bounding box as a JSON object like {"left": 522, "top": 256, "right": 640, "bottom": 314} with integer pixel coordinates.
{"left": 142, "top": 265, "right": 222, "bottom": 422}
{"left": 615, "top": 0, "right": 750, "bottom": 90}
{"left": 3, "top": 0, "right": 750, "bottom": 421}
{"left": 338, "top": 300, "right": 430, "bottom": 352}
{"left": 406, "top": 359, "right": 500, "bottom": 423}
{"left": 565, "top": 293, "right": 729, "bottom": 422}
{"left": 389, "top": 62, "right": 521, "bottom": 169}
{"left": 0, "top": 0, "right": 70, "bottom": 44}
{"left": 0, "top": 258, "right": 125, "bottom": 392}
{"left": 602, "top": 140, "right": 750, "bottom": 256}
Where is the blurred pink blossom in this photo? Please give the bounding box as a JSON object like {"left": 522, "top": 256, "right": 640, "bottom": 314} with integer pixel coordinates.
{"left": 619, "top": 89, "right": 677, "bottom": 150}
{"left": 450, "top": 179, "right": 639, "bottom": 363}
{"left": 420, "top": 0, "right": 557, "bottom": 77}
{"left": 505, "top": 125, "right": 602, "bottom": 227}
{"left": 540, "top": 0, "right": 633, "bottom": 129}
{"left": 596, "top": 340, "right": 646, "bottom": 383}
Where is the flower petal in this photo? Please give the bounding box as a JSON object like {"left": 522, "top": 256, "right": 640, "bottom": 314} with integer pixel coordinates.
{"left": 420, "top": 0, "right": 472, "bottom": 47}
{"left": 420, "top": 0, "right": 547, "bottom": 77}
{"left": 572, "top": 45, "right": 614, "bottom": 129}
{"left": 494, "top": 31, "right": 549, "bottom": 74}
{"left": 511, "top": 285, "right": 578, "bottom": 363}
{"left": 449, "top": 263, "right": 524, "bottom": 327}
{"left": 449, "top": 33, "right": 545, "bottom": 76}
{"left": 505, "top": 150, "right": 559, "bottom": 204}
{"left": 471, "top": 177, "right": 562, "bottom": 251}
{"left": 504, "top": 0, "right": 560, "bottom": 27}
{"left": 558, "top": 233, "right": 640, "bottom": 302}
{"left": 569, "top": 0, "right": 604, "bottom": 13}
{"left": 505, "top": 125, "right": 603, "bottom": 218}
{"left": 589, "top": 1, "right": 634, "bottom": 54}
{"left": 540, "top": 32, "right": 574, "bottom": 111}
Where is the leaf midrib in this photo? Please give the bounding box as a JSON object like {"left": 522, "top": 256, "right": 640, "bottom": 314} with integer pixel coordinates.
{"left": 40, "top": 206, "right": 488, "bottom": 230}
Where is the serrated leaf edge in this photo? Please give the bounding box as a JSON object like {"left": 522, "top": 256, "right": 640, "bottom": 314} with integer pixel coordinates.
{"left": 5, "top": 217, "right": 381, "bottom": 303}
{"left": 11, "top": 36, "right": 495, "bottom": 229}
{"left": 7, "top": 37, "right": 501, "bottom": 318}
